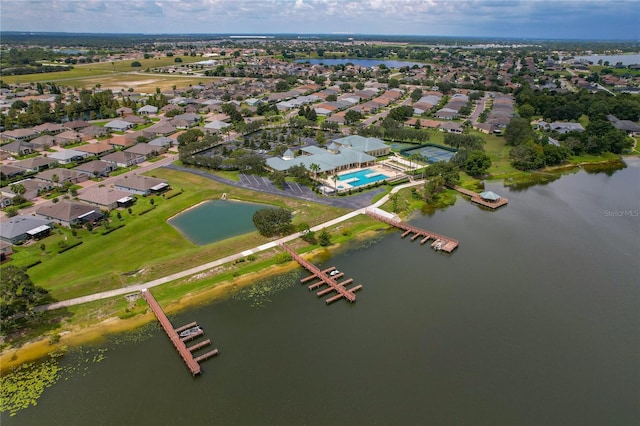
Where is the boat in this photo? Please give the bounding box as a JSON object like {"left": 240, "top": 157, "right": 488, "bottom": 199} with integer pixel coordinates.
{"left": 433, "top": 241, "right": 443, "bottom": 251}
{"left": 179, "top": 326, "right": 202, "bottom": 338}
{"left": 329, "top": 270, "right": 340, "bottom": 276}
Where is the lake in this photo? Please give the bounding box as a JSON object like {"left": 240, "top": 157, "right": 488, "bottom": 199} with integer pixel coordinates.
{"left": 571, "top": 53, "right": 640, "bottom": 66}
{"left": 168, "top": 199, "right": 264, "bottom": 245}
{"left": 295, "top": 58, "right": 424, "bottom": 68}
{"left": 3, "top": 159, "right": 639, "bottom": 425}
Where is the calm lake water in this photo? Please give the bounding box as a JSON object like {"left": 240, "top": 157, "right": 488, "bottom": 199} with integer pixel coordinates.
{"left": 4, "top": 160, "right": 639, "bottom": 425}
{"left": 296, "top": 58, "right": 424, "bottom": 68}
{"left": 168, "top": 199, "right": 264, "bottom": 245}
{"left": 572, "top": 53, "right": 640, "bottom": 66}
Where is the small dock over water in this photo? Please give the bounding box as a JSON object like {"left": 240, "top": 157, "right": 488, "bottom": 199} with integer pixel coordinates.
{"left": 449, "top": 185, "right": 509, "bottom": 209}
{"left": 141, "top": 289, "right": 218, "bottom": 376}
{"left": 365, "top": 209, "right": 459, "bottom": 253}
{"left": 280, "top": 243, "right": 362, "bottom": 304}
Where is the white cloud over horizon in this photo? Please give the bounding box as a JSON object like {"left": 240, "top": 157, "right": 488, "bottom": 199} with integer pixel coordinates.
{"left": 1, "top": 0, "right": 638, "bottom": 39}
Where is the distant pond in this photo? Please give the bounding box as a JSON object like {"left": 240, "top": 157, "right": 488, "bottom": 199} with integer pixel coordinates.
{"left": 168, "top": 199, "right": 265, "bottom": 245}
{"left": 295, "top": 58, "right": 423, "bottom": 68}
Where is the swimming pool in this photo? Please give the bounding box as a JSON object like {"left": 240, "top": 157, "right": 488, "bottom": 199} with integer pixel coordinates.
{"left": 337, "top": 168, "right": 389, "bottom": 188}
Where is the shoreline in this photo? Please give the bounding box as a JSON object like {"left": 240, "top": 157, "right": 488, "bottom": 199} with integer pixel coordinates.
{"left": 0, "top": 240, "right": 342, "bottom": 373}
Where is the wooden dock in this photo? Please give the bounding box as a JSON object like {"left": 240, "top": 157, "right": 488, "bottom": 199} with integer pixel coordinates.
{"left": 280, "top": 243, "right": 362, "bottom": 304}
{"left": 365, "top": 209, "right": 459, "bottom": 253}
{"left": 450, "top": 185, "right": 509, "bottom": 209}
{"left": 141, "top": 289, "right": 219, "bottom": 376}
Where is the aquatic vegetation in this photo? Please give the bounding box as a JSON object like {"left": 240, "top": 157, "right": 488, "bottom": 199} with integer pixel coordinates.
{"left": 231, "top": 271, "right": 299, "bottom": 308}
{"left": 0, "top": 348, "right": 66, "bottom": 416}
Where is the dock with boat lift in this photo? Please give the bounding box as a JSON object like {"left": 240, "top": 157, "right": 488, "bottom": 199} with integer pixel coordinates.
{"left": 365, "top": 208, "right": 459, "bottom": 253}
{"left": 280, "top": 243, "right": 363, "bottom": 304}
{"left": 141, "top": 289, "right": 219, "bottom": 376}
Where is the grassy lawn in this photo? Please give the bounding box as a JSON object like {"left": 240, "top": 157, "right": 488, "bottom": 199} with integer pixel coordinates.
{"left": 7, "top": 168, "right": 349, "bottom": 302}
{"left": 1, "top": 56, "right": 204, "bottom": 85}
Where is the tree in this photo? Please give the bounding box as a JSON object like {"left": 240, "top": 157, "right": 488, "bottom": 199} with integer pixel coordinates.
{"left": 309, "top": 163, "right": 321, "bottom": 180}
{"left": 275, "top": 80, "right": 289, "bottom": 92}
{"left": 318, "top": 229, "right": 332, "bottom": 246}
{"left": 270, "top": 171, "right": 286, "bottom": 189}
{"left": 131, "top": 61, "right": 142, "bottom": 67}
{"left": 510, "top": 142, "right": 546, "bottom": 170}
{"left": 463, "top": 150, "right": 492, "bottom": 176}
{"left": 252, "top": 207, "right": 293, "bottom": 237}
{"left": 174, "top": 57, "right": 183, "bottom": 63}
{"left": 424, "top": 161, "right": 459, "bottom": 186}
{"left": 0, "top": 266, "right": 49, "bottom": 332}
{"left": 410, "top": 88, "right": 423, "bottom": 102}
{"left": 344, "top": 110, "right": 363, "bottom": 125}
{"left": 504, "top": 117, "right": 535, "bottom": 146}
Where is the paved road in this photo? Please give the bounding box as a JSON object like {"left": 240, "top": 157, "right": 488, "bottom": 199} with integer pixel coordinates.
{"left": 36, "top": 179, "right": 424, "bottom": 311}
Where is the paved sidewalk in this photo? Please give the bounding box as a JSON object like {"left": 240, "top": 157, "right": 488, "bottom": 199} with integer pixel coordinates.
{"left": 36, "top": 179, "right": 424, "bottom": 311}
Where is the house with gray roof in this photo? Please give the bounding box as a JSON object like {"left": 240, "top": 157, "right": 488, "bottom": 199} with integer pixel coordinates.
{"left": 148, "top": 136, "right": 175, "bottom": 148}
{"left": 125, "top": 143, "right": 163, "bottom": 157}
{"left": 0, "top": 140, "right": 35, "bottom": 156}
{"left": 114, "top": 175, "right": 169, "bottom": 195}
{"left": 48, "top": 149, "right": 90, "bottom": 164}
{"left": 138, "top": 105, "right": 159, "bottom": 115}
{"left": 104, "top": 119, "right": 135, "bottom": 132}
{"left": 33, "top": 122, "right": 65, "bottom": 134}
{"left": 101, "top": 151, "right": 145, "bottom": 168}
{"left": 608, "top": 115, "right": 640, "bottom": 135}
{"left": 0, "top": 215, "right": 53, "bottom": 244}
{"left": 0, "top": 165, "right": 26, "bottom": 180}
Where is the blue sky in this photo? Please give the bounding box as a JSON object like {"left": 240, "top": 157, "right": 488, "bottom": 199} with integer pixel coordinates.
{"left": 1, "top": 0, "right": 639, "bottom": 40}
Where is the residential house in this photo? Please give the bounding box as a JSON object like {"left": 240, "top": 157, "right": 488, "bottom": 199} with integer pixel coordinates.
{"left": 125, "top": 143, "right": 163, "bottom": 158}
{"left": 36, "top": 167, "right": 90, "bottom": 185}
{"left": 29, "top": 134, "right": 57, "bottom": 150}
{"left": 12, "top": 156, "right": 58, "bottom": 172}
{"left": 148, "top": 136, "right": 175, "bottom": 149}
{"left": 48, "top": 149, "right": 90, "bottom": 164}
{"left": 0, "top": 215, "right": 53, "bottom": 244}
{"left": 33, "top": 122, "right": 65, "bottom": 134}
{"left": 204, "top": 120, "right": 231, "bottom": 133}
{"left": 138, "top": 105, "right": 158, "bottom": 115}
{"left": 7, "top": 178, "right": 54, "bottom": 200}
{"left": 55, "top": 130, "right": 83, "bottom": 145}
{"left": 104, "top": 119, "right": 135, "bottom": 132}
{"left": 64, "top": 120, "right": 90, "bottom": 131}
{"left": 0, "top": 165, "right": 26, "bottom": 180}
{"left": 79, "top": 125, "right": 108, "bottom": 139}
{"left": 113, "top": 175, "right": 169, "bottom": 195}
{"left": 439, "top": 122, "right": 463, "bottom": 134}
{"left": 74, "top": 142, "right": 114, "bottom": 157}
{"left": 0, "top": 140, "right": 35, "bottom": 156}
{"left": 73, "top": 160, "right": 116, "bottom": 177}
{"left": 1, "top": 128, "right": 38, "bottom": 141}
{"left": 101, "top": 151, "right": 145, "bottom": 168}
{"left": 35, "top": 201, "right": 103, "bottom": 227}
{"left": 77, "top": 186, "right": 134, "bottom": 210}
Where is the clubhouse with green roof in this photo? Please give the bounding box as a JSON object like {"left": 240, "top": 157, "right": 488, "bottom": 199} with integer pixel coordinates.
{"left": 266, "top": 135, "right": 391, "bottom": 175}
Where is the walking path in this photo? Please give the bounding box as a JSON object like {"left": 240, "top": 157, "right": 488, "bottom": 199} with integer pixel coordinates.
{"left": 36, "top": 180, "right": 424, "bottom": 312}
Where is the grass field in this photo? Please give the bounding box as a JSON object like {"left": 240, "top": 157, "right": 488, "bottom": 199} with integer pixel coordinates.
{"left": 1, "top": 56, "right": 210, "bottom": 91}
{"left": 7, "top": 168, "right": 349, "bottom": 301}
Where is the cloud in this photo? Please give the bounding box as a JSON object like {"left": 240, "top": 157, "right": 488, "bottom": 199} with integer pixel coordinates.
{"left": 1, "top": 0, "right": 637, "bottom": 39}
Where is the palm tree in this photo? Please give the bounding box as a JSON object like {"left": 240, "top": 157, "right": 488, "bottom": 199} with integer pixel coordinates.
{"left": 331, "top": 173, "right": 339, "bottom": 195}
{"left": 309, "top": 163, "right": 320, "bottom": 180}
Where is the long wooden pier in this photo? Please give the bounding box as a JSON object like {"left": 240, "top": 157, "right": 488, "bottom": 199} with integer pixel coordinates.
{"left": 280, "top": 243, "right": 362, "bottom": 304}
{"left": 141, "top": 289, "right": 218, "bottom": 376}
{"left": 365, "top": 209, "right": 459, "bottom": 253}
{"left": 449, "top": 185, "right": 509, "bottom": 209}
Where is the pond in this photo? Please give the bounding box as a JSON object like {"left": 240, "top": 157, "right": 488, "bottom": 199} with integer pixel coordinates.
{"left": 295, "top": 58, "right": 424, "bottom": 68}
{"left": 168, "top": 199, "right": 265, "bottom": 245}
